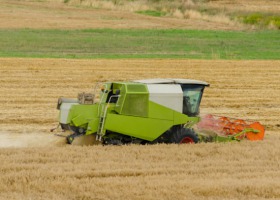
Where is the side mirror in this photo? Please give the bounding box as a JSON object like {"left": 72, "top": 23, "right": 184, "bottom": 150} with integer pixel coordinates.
{"left": 101, "top": 88, "right": 109, "bottom": 93}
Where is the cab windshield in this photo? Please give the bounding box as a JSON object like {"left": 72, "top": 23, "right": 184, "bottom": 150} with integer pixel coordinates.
{"left": 181, "top": 85, "right": 204, "bottom": 116}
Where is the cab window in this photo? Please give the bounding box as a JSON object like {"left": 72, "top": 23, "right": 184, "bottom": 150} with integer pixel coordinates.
{"left": 181, "top": 85, "right": 204, "bottom": 116}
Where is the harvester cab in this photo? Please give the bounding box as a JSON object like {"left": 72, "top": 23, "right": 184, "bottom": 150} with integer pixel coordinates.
{"left": 54, "top": 78, "right": 265, "bottom": 145}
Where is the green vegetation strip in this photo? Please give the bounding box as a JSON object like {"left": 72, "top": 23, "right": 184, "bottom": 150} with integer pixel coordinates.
{"left": 136, "top": 10, "right": 166, "bottom": 17}
{"left": 0, "top": 29, "right": 279, "bottom": 59}
{"left": 239, "top": 13, "right": 280, "bottom": 29}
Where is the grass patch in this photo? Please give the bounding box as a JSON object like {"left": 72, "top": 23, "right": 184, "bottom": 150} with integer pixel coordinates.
{"left": 0, "top": 29, "right": 279, "bottom": 59}
{"left": 239, "top": 13, "right": 280, "bottom": 29}
{"left": 136, "top": 10, "right": 166, "bottom": 17}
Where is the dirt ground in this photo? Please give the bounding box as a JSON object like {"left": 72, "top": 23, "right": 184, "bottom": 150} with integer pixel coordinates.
{"left": 0, "top": 0, "right": 242, "bottom": 30}
{"left": 1, "top": 0, "right": 280, "bottom": 30}
{"left": 209, "top": 0, "right": 280, "bottom": 13}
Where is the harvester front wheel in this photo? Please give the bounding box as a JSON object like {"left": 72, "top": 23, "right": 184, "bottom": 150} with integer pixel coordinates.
{"left": 170, "top": 128, "right": 198, "bottom": 144}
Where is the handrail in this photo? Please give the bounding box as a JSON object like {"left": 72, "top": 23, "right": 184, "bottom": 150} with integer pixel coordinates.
{"left": 96, "top": 94, "right": 120, "bottom": 141}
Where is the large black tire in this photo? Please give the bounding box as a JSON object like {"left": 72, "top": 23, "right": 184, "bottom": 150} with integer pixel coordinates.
{"left": 170, "top": 128, "right": 199, "bottom": 144}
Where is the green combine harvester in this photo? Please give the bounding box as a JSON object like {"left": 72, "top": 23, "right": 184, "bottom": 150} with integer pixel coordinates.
{"left": 54, "top": 78, "right": 265, "bottom": 144}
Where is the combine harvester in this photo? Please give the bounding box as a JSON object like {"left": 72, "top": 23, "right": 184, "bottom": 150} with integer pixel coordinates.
{"left": 53, "top": 79, "right": 265, "bottom": 144}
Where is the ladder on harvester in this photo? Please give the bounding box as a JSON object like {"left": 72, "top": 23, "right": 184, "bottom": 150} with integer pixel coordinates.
{"left": 96, "top": 85, "right": 120, "bottom": 141}
{"left": 96, "top": 90, "right": 108, "bottom": 141}
{"left": 97, "top": 104, "right": 109, "bottom": 141}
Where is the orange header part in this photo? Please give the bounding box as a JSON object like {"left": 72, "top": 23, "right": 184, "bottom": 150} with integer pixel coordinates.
{"left": 246, "top": 122, "right": 265, "bottom": 141}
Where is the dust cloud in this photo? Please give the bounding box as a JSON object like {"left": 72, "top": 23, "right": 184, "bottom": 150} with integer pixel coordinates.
{"left": 0, "top": 131, "right": 100, "bottom": 148}
{"left": 0, "top": 131, "right": 65, "bottom": 148}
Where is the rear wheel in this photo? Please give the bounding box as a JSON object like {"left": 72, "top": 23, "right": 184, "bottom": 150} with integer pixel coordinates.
{"left": 170, "top": 128, "right": 198, "bottom": 144}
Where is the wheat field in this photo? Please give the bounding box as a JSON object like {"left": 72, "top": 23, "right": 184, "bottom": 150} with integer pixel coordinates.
{"left": 0, "top": 58, "right": 279, "bottom": 199}
{"left": 1, "top": 0, "right": 280, "bottom": 199}
{"left": 0, "top": 141, "right": 279, "bottom": 200}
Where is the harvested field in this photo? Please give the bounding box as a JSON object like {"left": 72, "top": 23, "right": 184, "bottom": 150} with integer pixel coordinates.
{"left": 1, "top": 141, "right": 280, "bottom": 200}
{"left": 1, "top": 0, "right": 279, "bottom": 198}
{"left": 0, "top": 58, "right": 280, "bottom": 199}
{"left": 1, "top": 58, "right": 279, "bottom": 133}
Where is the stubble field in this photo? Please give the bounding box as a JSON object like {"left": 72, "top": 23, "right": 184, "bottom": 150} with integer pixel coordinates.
{"left": 0, "top": 58, "right": 279, "bottom": 199}
{"left": 1, "top": 0, "right": 280, "bottom": 199}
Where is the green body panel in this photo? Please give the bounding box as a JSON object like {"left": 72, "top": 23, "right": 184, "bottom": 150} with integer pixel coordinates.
{"left": 104, "top": 113, "right": 173, "bottom": 141}
{"left": 148, "top": 101, "right": 173, "bottom": 120}
{"left": 148, "top": 101, "right": 197, "bottom": 125}
{"left": 115, "top": 83, "right": 149, "bottom": 117}
{"left": 86, "top": 118, "right": 99, "bottom": 135}
{"left": 67, "top": 104, "right": 99, "bottom": 127}
{"left": 104, "top": 101, "right": 195, "bottom": 141}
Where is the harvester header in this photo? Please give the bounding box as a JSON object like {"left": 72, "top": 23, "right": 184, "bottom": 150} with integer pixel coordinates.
{"left": 53, "top": 78, "right": 264, "bottom": 145}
